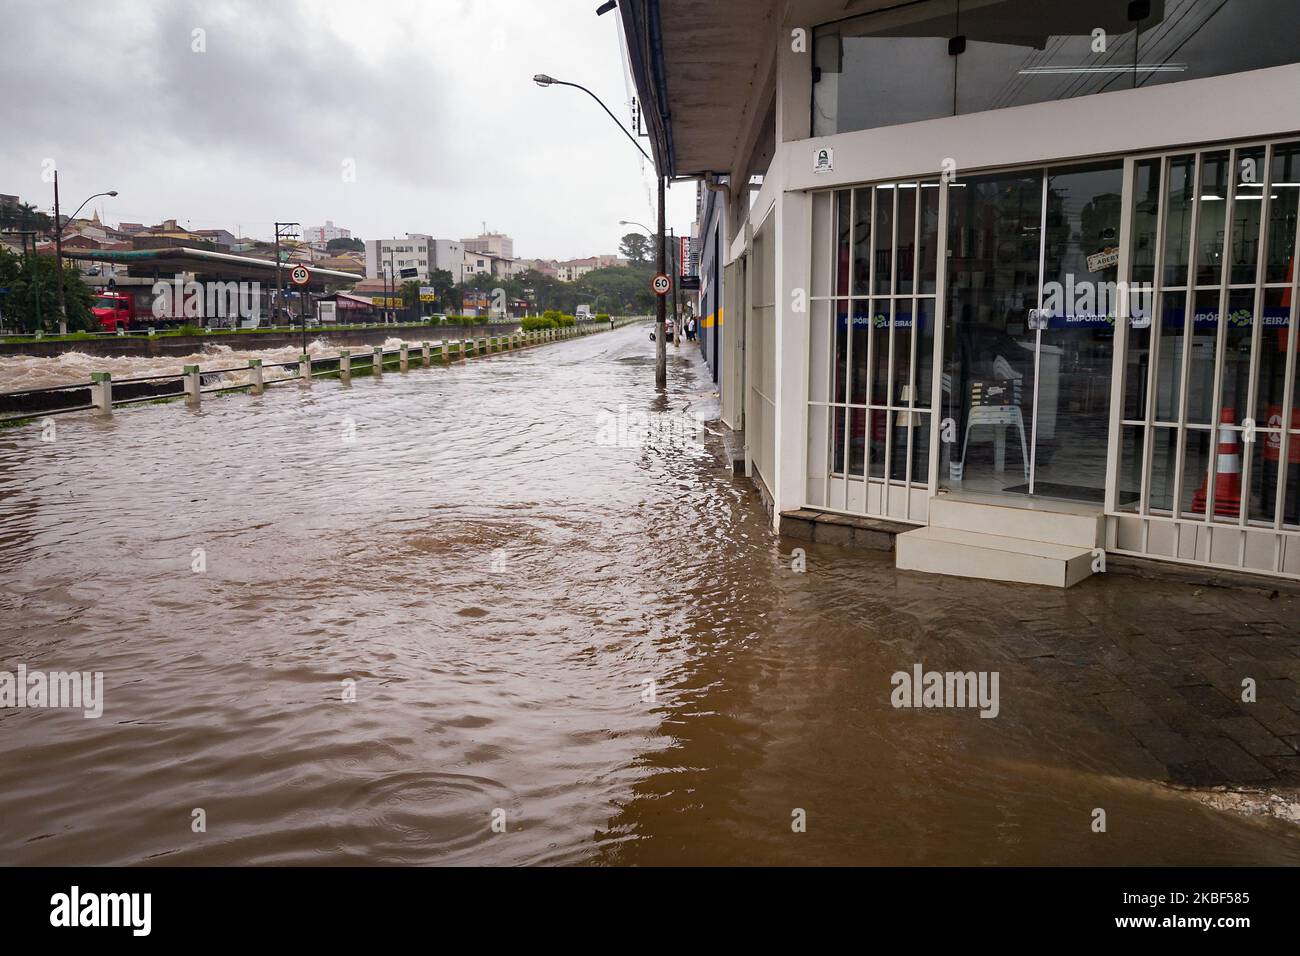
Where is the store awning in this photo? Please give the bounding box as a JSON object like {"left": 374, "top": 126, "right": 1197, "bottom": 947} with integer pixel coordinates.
{"left": 619, "top": 0, "right": 776, "bottom": 177}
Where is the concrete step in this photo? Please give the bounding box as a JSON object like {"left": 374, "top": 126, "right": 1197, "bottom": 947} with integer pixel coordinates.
{"left": 929, "top": 495, "right": 1103, "bottom": 549}
{"left": 895, "top": 526, "right": 1096, "bottom": 588}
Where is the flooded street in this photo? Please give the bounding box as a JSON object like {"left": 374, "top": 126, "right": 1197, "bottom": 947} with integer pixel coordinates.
{"left": 1, "top": 322, "right": 1298, "bottom": 866}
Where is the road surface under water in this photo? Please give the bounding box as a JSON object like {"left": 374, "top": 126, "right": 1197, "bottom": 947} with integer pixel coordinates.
{"left": 0, "top": 322, "right": 1297, "bottom": 865}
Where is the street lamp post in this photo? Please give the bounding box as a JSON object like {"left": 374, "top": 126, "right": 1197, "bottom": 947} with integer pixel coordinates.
{"left": 621, "top": 218, "right": 677, "bottom": 362}
{"left": 534, "top": 73, "right": 667, "bottom": 389}
{"left": 52, "top": 172, "right": 117, "bottom": 335}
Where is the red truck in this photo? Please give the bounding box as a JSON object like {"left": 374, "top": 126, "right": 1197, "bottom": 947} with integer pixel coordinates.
{"left": 91, "top": 290, "right": 148, "bottom": 332}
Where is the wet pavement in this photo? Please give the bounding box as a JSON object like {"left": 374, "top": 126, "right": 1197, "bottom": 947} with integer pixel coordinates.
{"left": 0, "top": 321, "right": 1298, "bottom": 865}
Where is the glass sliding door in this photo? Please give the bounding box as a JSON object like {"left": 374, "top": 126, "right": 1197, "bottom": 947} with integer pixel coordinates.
{"left": 1035, "top": 161, "right": 1124, "bottom": 502}
{"left": 941, "top": 171, "right": 1043, "bottom": 495}
{"left": 939, "top": 161, "right": 1123, "bottom": 502}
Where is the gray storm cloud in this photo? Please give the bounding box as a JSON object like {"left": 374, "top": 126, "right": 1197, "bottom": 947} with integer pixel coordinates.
{"left": 0, "top": 0, "right": 688, "bottom": 255}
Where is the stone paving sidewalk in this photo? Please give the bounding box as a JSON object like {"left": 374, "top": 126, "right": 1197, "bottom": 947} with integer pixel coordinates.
{"left": 794, "top": 532, "right": 1300, "bottom": 790}
{"left": 1040, "top": 578, "right": 1300, "bottom": 788}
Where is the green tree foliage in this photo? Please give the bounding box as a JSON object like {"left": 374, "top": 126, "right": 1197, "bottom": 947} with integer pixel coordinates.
{"left": 445, "top": 264, "right": 658, "bottom": 317}
{"left": 575, "top": 264, "right": 656, "bottom": 314}
{"left": 325, "top": 236, "right": 365, "bottom": 253}
{"left": 0, "top": 200, "right": 54, "bottom": 235}
{"left": 618, "top": 231, "right": 651, "bottom": 265}
{"left": 0, "top": 248, "right": 97, "bottom": 332}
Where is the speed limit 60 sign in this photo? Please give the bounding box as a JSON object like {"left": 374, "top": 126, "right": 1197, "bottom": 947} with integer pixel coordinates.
{"left": 289, "top": 265, "right": 312, "bottom": 287}
{"left": 651, "top": 273, "right": 671, "bottom": 296}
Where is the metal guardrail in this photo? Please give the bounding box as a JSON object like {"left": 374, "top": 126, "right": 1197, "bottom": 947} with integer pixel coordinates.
{"left": 0, "top": 319, "right": 641, "bottom": 425}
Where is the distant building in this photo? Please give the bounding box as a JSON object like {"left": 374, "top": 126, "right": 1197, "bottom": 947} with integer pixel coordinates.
{"left": 136, "top": 218, "right": 206, "bottom": 243}
{"left": 304, "top": 220, "right": 351, "bottom": 244}
{"left": 316, "top": 254, "right": 365, "bottom": 276}
{"left": 555, "top": 257, "right": 609, "bottom": 281}
{"left": 365, "top": 235, "right": 463, "bottom": 283}
{"left": 461, "top": 230, "right": 514, "bottom": 260}
{"left": 193, "top": 228, "right": 236, "bottom": 249}
{"left": 463, "top": 249, "right": 525, "bottom": 279}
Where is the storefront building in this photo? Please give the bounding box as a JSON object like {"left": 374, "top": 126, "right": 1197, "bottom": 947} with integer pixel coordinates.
{"left": 696, "top": 184, "right": 727, "bottom": 386}
{"left": 620, "top": 0, "right": 1300, "bottom": 584}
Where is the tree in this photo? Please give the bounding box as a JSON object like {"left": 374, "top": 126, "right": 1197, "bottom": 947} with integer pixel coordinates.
{"left": 574, "top": 263, "right": 657, "bottom": 314}
{"left": 0, "top": 201, "right": 53, "bottom": 236}
{"left": 619, "top": 232, "right": 650, "bottom": 265}
{"left": 326, "top": 236, "right": 364, "bottom": 253}
{"left": 426, "top": 268, "right": 455, "bottom": 313}
{"left": 0, "top": 248, "right": 96, "bottom": 333}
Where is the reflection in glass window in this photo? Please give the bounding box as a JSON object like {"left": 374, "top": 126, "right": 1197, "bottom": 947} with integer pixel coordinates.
{"left": 1162, "top": 155, "right": 1196, "bottom": 287}
{"left": 1196, "top": 152, "right": 1229, "bottom": 286}
{"left": 812, "top": 0, "right": 1300, "bottom": 137}
{"left": 1265, "top": 143, "right": 1300, "bottom": 284}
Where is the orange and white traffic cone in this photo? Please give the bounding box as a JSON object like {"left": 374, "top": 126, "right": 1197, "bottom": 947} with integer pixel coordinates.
{"left": 1191, "top": 407, "right": 1242, "bottom": 517}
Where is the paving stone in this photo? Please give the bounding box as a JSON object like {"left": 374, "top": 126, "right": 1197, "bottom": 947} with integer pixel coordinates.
{"left": 1256, "top": 755, "right": 1300, "bottom": 783}
{"left": 1247, "top": 702, "right": 1300, "bottom": 737}
{"left": 1175, "top": 683, "right": 1244, "bottom": 719}
{"left": 1096, "top": 690, "right": 1161, "bottom": 726}
{"left": 1167, "top": 758, "right": 1227, "bottom": 787}
{"left": 1194, "top": 736, "right": 1277, "bottom": 782}
{"left": 1214, "top": 716, "right": 1298, "bottom": 758}
{"left": 1127, "top": 722, "right": 1201, "bottom": 766}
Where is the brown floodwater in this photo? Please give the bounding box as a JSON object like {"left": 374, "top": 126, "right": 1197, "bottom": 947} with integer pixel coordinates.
{"left": 0, "top": 322, "right": 1297, "bottom": 865}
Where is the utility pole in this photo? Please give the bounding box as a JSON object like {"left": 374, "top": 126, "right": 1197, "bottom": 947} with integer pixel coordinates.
{"left": 656, "top": 174, "right": 666, "bottom": 390}
{"left": 47, "top": 178, "right": 116, "bottom": 335}
{"left": 273, "top": 222, "right": 299, "bottom": 326}
{"left": 53, "top": 171, "right": 66, "bottom": 335}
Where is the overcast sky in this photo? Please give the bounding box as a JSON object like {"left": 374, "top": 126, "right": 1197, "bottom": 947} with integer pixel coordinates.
{"left": 0, "top": 0, "right": 696, "bottom": 259}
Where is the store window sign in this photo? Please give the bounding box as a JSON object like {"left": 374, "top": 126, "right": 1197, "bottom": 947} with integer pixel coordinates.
{"left": 837, "top": 310, "right": 913, "bottom": 329}
{"left": 813, "top": 147, "right": 834, "bottom": 173}
{"left": 1086, "top": 247, "right": 1120, "bottom": 272}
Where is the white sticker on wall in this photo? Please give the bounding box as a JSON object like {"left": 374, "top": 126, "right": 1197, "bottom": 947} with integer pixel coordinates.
{"left": 813, "top": 147, "right": 834, "bottom": 173}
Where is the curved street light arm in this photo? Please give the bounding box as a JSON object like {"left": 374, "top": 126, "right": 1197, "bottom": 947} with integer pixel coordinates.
{"left": 61, "top": 191, "right": 117, "bottom": 234}
{"left": 550, "top": 79, "right": 651, "bottom": 163}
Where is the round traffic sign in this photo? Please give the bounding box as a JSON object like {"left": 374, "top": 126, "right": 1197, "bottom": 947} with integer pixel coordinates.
{"left": 651, "top": 273, "right": 671, "bottom": 296}
{"left": 289, "top": 265, "right": 311, "bottom": 287}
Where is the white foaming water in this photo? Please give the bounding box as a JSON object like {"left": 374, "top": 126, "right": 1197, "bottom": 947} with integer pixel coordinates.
{"left": 0, "top": 336, "right": 454, "bottom": 392}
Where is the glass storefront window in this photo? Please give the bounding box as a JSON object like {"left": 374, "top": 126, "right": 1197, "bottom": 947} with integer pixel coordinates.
{"left": 813, "top": 1, "right": 1300, "bottom": 137}
{"left": 1231, "top": 146, "right": 1267, "bottom": 285}
{"left": 807, "top": 139, "right": 1300, "bottom": 571}
{"left": 807, "top": 179, "right": 939, "bottom": 521}
{"left": 812, "top": 2, "right": 957, "bottom": 136}
{"left": 1265, "top": 143, "right": 1300, "bottom": 284}
{"left": 1130, "top": 159, "right": 1161, "bottom": 286}
{"left": 1122, "top": 140, "right": 1300, "bottom": 555}
{"left": 1162, "top": 155, "right": 1196, "bottom": 288}
{"left": 1154, "top": 291, "right": 1186, "bottom": 422}
{"left": 1195, "top": 151, "right": 1229, "bottom": 286}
